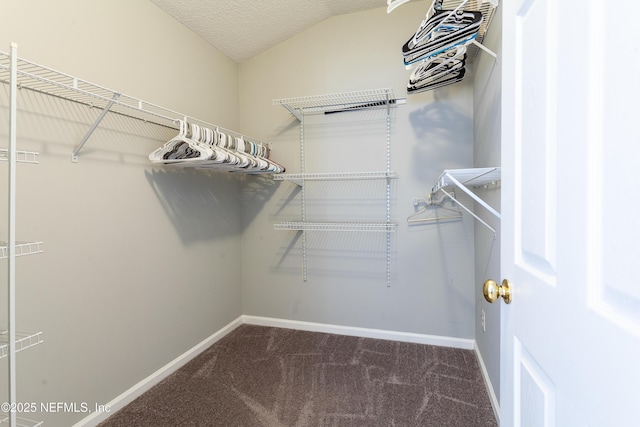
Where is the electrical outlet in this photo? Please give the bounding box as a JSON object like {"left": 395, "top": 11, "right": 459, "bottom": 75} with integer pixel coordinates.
{"left": 481, "top": 309, "right": 486, "bottom": 333}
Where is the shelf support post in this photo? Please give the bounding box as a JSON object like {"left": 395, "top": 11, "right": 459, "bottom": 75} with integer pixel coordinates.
{"left": 300, "top": 115, "right": 307, "bottom": 282}
{"left": 8, "top": 41, "right": 18, "bottom": 427}
{"left": 71, "top": 92, "right": 120, "bottom": 162}
{"left": 386, "top": 93, "right": 392, "bottom": 288}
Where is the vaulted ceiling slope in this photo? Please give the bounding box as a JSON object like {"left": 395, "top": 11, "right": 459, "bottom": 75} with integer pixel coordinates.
{"left": 150, "top": 0, "right": 389, "bottom": 63}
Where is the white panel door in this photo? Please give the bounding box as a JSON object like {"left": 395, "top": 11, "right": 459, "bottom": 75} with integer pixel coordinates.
{"left": 501, "top": 0, "right": 640, "bottom": 426}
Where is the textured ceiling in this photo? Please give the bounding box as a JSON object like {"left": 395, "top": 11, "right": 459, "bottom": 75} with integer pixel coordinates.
{"left": 150, "top": 0, "right": 388, "bottom": 63}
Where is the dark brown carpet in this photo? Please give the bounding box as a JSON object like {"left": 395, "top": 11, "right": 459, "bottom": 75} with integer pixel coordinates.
{"left": 99, "top": 324, "right": 497, "bottom": 426}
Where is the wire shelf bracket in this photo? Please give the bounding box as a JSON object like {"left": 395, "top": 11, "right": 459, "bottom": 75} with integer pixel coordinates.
{"left": 431, "top": 167, "right": 501, "bottom": 234}
{"left": 71, "top": 92, "right": 120, "bottom": 162}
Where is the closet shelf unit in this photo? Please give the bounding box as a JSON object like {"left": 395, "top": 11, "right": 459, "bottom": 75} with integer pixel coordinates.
{"left": 1, "top": 44, "right": 44, "bottom": 427}
{"left": 273, "top": 88, "right": 405, "bottom": 286}
{"left": 0, "top": 47, "right": 267, "bottom": 164}
{"left": 431, "top": 167, "right": 501, "bottom": 234}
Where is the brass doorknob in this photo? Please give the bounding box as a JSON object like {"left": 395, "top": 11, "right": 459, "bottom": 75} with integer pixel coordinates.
{"left": 483, "top": 279, "right": 513, "bottom": 304}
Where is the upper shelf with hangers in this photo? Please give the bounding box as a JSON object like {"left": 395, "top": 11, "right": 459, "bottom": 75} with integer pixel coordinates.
{"left": 391, "top": 0, "right": 498, "bottom": 63}
{"left": 0, "top": 47, "right": 273, "bottom": 168}
{"left": 391, "top": 0, "right": 499, "bottom": 94}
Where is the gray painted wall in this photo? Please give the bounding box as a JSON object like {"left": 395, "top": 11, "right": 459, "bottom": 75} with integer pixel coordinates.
{"left": 238, "top": 5, "right": 478, "bottom": 338}
{"left": 0, "top": 1, "right": 243, "bottom": 425}
{"left": 471, "top": 3, "right": 503, "bottom": 404}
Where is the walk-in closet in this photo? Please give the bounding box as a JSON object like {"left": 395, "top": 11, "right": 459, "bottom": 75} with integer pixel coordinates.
{"left": 0, "top": 0, "right": 498, "bottom": 425}
{"left": 6, "top": 0, "right": 637, "bottom": 426}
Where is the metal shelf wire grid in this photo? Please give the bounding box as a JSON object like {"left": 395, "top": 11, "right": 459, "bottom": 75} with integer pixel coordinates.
{"left": 273, "top": 88, "right": 405, "bottom": 119}
{"left": 0, "top": 149, "right": 38, "bottom": 164}
{"left": 0, "top": 331, "right": 43, "bottom": 359}
{"left": 0, "top": 242, "right": 44, "bottom": 260}
{"left": 274, "top": 171, "right": 398, "bottom": 184}
{"left": 274, "top": 222, "right": 398, "bottom": 232}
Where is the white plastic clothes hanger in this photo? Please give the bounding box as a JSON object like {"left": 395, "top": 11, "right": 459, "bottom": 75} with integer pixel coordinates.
{"left": 183, "top": 123, "right": 233, "bottom": 168}
{"left": 216, "top": 132, "right": 235, "bottom": 164}
{"left": 408, "top": 68, "right": 466, "bottom": 93}
{"left": 407, "top": 44, "right": 467, "bottom": 92}
{"left": 199, "top": 125, "right": 232, "bottom": 166}
{"left": 149, "top": 120, "right": 215, "bottom": 165}
{"left": 407, "top": 192, "right": 462, "bottom": 224}
{"left": 230, "top": 136, "right": 251, "bottom": 168}
{"left": 403, "top": 8, "right": 482, "bottom": 67}
{"left": 196, "top": 126, "right": 251, "bottom": 171}
{"left": 244, "top": 139, "right": 270, "bottom": 171}
{"left": 148, "top": 119, "right": 189, "bottom": 163}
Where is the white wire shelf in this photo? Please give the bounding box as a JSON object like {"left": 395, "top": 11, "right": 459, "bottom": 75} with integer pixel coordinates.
{"left": 431, "top": 167, "right": 501, "bottom": 234}
{"left": 274, "top": 171, "right": 398, "bottom": 185}
{"left": 0, "top": 331, "right": 43, "bottom": 359}
{"left": 0, "top": 47, "right": 267, "bottom": 162}
{"left": 274, "top": 221, "right": 398, "bottom": 232}
{"left": 273, "top": 88, "right": 406, "bottom": 120}
{"left": 0, "top": 149, "right": 39, "bottom": 164}
{"left": 0, "top": 241, "right": 44, "bottom": 259}
{"left": 0, "top": 416, "right": 43, "bottom": 427}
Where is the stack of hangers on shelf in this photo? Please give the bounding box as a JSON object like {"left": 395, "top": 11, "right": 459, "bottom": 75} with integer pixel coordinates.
{"left": 389, "top": 0, "right": 497, "bottom": 94}
{"left": 149, "top": 120, "right": 285, "bottom": 173}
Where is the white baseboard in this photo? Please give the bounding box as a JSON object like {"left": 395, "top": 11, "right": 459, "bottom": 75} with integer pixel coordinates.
{"left": 75, "top": 315, "right": 477, "bottom": 426}
{"left": 242, "top": 315, "right": 475, "bottom": 350}
{"left": 474, "top": 342, "right": 501, "bottom": 425}
{"left": 72, "top": 316, "right": 244, "bottom": 427}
